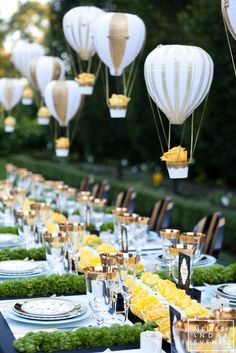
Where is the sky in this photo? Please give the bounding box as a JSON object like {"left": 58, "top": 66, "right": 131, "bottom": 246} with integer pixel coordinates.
{"left": 0, "top": 0, "right": 48, "bottom": 20}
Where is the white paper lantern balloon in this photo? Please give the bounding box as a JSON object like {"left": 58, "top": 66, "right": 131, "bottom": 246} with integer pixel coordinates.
{"left": 11, "top": 41, "right": 44, "bottom": 79}
{"left": 222, "top": 0, "right": 236, "bottom": 39}
{"left": 44, "top": 80, "right": 82, "bottom": 127}
{"left": 144, "top": 45, "right": 214, "bottom": 125}
{"left": 0, "top": 78, "right": 23, "bottom": 112}
{"left": 93, "top": 12, "right": 146, "bottom": 76}
{"left": 63, "top": 6, "right": 104, "bottom": 61}
{"left": 28, "top": 56, "right": 65, "bottom": 95}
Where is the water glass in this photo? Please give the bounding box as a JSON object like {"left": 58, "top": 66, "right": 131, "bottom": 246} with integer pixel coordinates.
{"left": 179, "top": 232, "right": 205, "bottom": 262}
{"left": 169, "top": 244, "right": 196, "bottom": 285}
{"left": 43, "top": 231, "right": 68, "bottom": 273}
{"left": 160, "top": 229, "right": 180, "bottom": 261}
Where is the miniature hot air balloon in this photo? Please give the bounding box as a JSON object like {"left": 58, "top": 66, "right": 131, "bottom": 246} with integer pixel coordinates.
{"left": 12, "top": 41, "right": 44, "bottom": 80}
{"left": 44, "top": 80, "right": 82, "bottom": 157}
{"left": 0, "top": 78, "right": 23, "bottom": 133}
{"left": 93, "top": 12, "right": 146, "bottom": 118}
{"left": 222, "top": 0, "right": 236, "bottom": 76}
{"left": 144, "top": 45, "right": 214, "bottom": 179}
{"left": 63, "top": 6, "right": 104, "bottom": 95}
{"left": 28, "top": 56, "right": 65, "bottom": 125}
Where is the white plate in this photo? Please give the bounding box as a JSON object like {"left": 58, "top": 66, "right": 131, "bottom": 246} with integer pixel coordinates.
{"left": 22, "top": 298, "right": 76, "bottom": 316}
{"left": 217, "top": 284, "right": 236, "bottom": 299}
{"left": 4, "top": 301, "right": 91, "bottom": 325}
{"left": 0, "top": 260, "right": 43, "bottom": 274}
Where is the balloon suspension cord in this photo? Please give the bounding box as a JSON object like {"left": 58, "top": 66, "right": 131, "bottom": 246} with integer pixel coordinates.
{"left": 223, "top": 17, "right": 236, "bottom": 77}
{"left": 147, "top": 93, "right": 165, "bottom": 154}
{"left": 65, "top": 41, "right": 78, "bottom": 78}
{"left": 127, "top": 41, "right": 146, "bottom": 97}
{"left": 192, "top": 94, "right": 209, "bottom": 155}
{"left": 105, "top": 66, "right": 110, "bottom": 106}
{"left": 70, "top": 95, "right": 86, "bottom": 145}
{"left": 168, "top": 123, "right": 171, "bottom": 150}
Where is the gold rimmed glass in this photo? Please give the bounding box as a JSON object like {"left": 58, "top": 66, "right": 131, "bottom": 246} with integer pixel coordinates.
{"left": 169, "top": 244, "right": 196, "bottom": 285}
{"left": 179, "top": 232, "right": 205, "bottom": 262}
{"left": 84, "top": 265, "right": 118, "bottom": 326}
{"left": 115, "top": 252, "right": 139, "bottom": 323}
{"left": 160, "top": 229, "right": 180, "bottom": 261}
{"left": 43, "top": 231, "right": 68, "bottom": 273}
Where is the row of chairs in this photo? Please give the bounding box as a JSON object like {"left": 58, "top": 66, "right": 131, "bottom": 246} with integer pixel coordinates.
{"left": 78, "top": 177, "right": 225, "bottom": 258}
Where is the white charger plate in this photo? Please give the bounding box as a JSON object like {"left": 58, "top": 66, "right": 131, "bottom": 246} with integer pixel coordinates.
{"left": 22, "top": 298, "right": 76, "bottom": 316}
{"left": 217, "top": 284, "right": 236, "bottom": 300}
{"left": 0, "top": 260, "right": 44, "bottom": 274}
{"left": 4, "top": 300, "right": 91, "bottom": 325}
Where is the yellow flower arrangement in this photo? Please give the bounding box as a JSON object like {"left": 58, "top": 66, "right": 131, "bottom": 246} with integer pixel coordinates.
{"left": 55, "top": 137, "right": 70, "bottom": 149}
{"left": 84, "top": 234, "right": 102, "bottom": 246}
{"left": 97, "top": 243, "right": 118, "bottom": 253}
{"left": 141, "top": 272, "right": 210, "bottom": 318}
{"left": 4, "top": 116, "right": 16, "bottom": 126}
{"left": 37, "top": 106, "right": 51, "bottom": 118}
{"left": 51, "top": 212, "right": 67, "bottom": 224}
{"left": 23, "top": 87, "right": 33, "bottom": 99}
{"left": 108, "top": 94, "right": 131, "bottom": 109}
{"left": 77, "top": 73, "right": 95, "bottom": 86}
{"left": 161, "top": 146, "right": 187, "bottom": 163}
{"left": 78, "top": 248, "right": 101, "bottom": 272}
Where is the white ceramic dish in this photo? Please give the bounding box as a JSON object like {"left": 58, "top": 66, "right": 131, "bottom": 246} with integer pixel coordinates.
{"left": 22, "top": 298, "right": 76, "bottom": 316}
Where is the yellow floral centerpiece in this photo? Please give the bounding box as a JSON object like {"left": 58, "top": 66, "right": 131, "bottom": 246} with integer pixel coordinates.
{"left": 76, "top": 73, "right": 95, "bottom": 95}
{"left": 108, "top": 94, "right": 131, "bottom": 118}
{"left": 37, "top": 106, "right": 51, "bottom": 125}
{"left": 4, "top": 116, "right": 16, "bottom": 133}
{"left": 22, "top": 87, "right": 33, "bottom": 105}
{"left": 55, "top": 137, "right": 70, "bottom": 157}
{"left": 161, "top": 146, "right": 189, "bottom": 179}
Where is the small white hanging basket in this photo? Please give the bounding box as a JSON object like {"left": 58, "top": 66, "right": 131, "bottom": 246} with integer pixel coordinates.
{"left": 79, "top": 85, "right": 94, "bottom": 95}
{"left": 55, "top": 148, "right": 69, "bottom": 157}
{"left": 38, "top": 116, "right": 50, "bottom": 125}
{"left": 166, "top": 161, "right": 189, "bottom": 179}
{"left": 109, "top": 108, "right": 127, "bottom": 118}
{"left": 4, "top": 125, "right": 15, "bottom": 133}
{"left": 22, "top": 98, "right": 33, "bottom": 105}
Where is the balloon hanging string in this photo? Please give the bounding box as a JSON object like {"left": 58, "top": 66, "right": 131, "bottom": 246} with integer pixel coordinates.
{"left": 125, "top": 61, "right": 135, "bottom": 94}
{"left": 65, "top": 41, "right": 78, "bottom": 78}
{"left": 123, "top": 71, "right": 127, "bottom": 96}
{"left": 95, "top": 60, "right": 102, "bottom": 81}
{"left": 223, "top": 17, "right": 236, "bottom": 77}
{"left": 190, "top": 112, "right": 194, "bottom": 163}
{"left": 156, "top": 106, "right": 168, "bottom": 146}
{"left": 193, "top": 94, "right": 209, "bottom": 154}
{"left": 177, "top": 121, "right": 186, "bottom": 161}
{"left": 147, "top": 93, "right": 165, "bottom": 154}
{"left": 87, "top": 57, "right": 92, "bottom": 73}
{"left": 168, "top": 123, "right": 171, "bottom": 150}
{"left": 105, "top": 66, "right": 110, "bottom": 105}
{"left": 127, "top": 42, "right": 145, "bottom": 97}
{"left": 70, "top": 95, "right": 86, "bottom": 144}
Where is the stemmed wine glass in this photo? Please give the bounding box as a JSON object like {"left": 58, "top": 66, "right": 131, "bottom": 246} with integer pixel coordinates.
{"left": 84, "top": 266, "right": 117, "bottom": 326}
{"left": 115, "top": 252, "right": 139, "bottom": 323}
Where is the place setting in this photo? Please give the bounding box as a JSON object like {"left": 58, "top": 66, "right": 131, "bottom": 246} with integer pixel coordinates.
{"left": 0, "top": 260, "right": 46, "bottom": 279}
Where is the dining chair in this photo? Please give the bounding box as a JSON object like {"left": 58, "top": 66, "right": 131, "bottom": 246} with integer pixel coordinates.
{"left": 114, "top": 188, "right": 137, "bottom": 213}
{"left": 79, "top": 176, "right": 94, "bottom": 192}
{"left": 149, "top": 197, "right": 174, "bottom": 232}
{"left": 92, "top": 180, "right": 110, "bottom": 200}
{"left": 193, "top": 212, "right": 225, "bottom": 258}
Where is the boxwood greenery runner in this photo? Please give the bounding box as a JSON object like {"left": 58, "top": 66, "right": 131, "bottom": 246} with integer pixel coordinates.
{"left": 0, "top": 226, "right": 19, "bottom": 235}
{"left": 14, "top": 322, "right": 157, "bottom": 353}
{"left": 0, "top": 247, "right": 45, "bottom": 261}
{"left": 0, "top": 274, "right": 86, "bottom": 298}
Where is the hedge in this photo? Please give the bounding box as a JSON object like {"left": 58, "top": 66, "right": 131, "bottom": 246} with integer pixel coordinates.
{"left": 9, "top": 155, "right": 236, "bottom": 256}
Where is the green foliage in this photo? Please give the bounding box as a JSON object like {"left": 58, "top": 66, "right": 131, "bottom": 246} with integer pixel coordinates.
{"left": 0, "top": 247, "right": 46, "bottom": 261}
{"left": 192, "top": 263, "right": 236, "bottom": 286}
{"left": 14, "top": 322, "right": 157, "bottom": 353}
{"left": 100, "top": 222, "right": 114, "bottom": 232}
{"left": 0, "top": 226, "right": 18, "bottom": 234}
{"left": 0, "top": 273, "right": 86, "bottom": 299}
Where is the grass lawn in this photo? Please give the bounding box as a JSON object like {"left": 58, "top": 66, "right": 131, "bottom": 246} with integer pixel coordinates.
{"left": 0, "top": 159, "right": 6, "bottom": 179}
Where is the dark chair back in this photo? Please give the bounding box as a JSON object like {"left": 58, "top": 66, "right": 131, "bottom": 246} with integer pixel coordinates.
{"left": 79, "top": 176, "right": 94, "bottom": 192}
{"left": 92, "top": 181, "right": 110, "bottom": 200}
{"left": 193, "top": 212, "right": 225, "bottom": 258}
{"left": 114, "top": 188, "right": 137, "bottom": 213}
{"left": 149, "top": 197, "right": 173, "bottom": 232}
